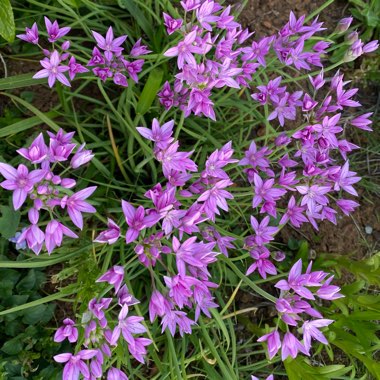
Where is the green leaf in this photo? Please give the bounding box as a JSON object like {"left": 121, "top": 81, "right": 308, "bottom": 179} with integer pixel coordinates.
{"left": 16, "top": 270, "right": 36, "bottom": 293}
{"left": 0, "top": 73, "right": 46, "bottom": 90}
{"left": 136, "top": 68, "right": 163, "bottom": 116}
{"left": 1, "top": 338, "right": 23, "bottom": 355}
{"left": 0, "top": 206, "right": 20, "bottom": 239}
{"left": 0, "top": 0, "right": 15, "bottom": 42}
{"left": 22, "top": 304, "right": 54, "bottom": 324}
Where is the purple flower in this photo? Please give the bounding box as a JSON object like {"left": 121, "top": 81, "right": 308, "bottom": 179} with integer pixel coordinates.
{"left": 70, "top": 143, "right": 94, "bottom": 168}
{"left": 246, "top": 247, "right": 277, "bottom": 279}
{"left": 163, "top": 13, "right": 183, "bottom": 35}
{"left": 349, "top": 112, "right": 373, "bottom": 131}
{"left": 250, "top": 216, "right": 278, "bottom": 246}
{"left": 161, "top": 309, "right": 196, "bottom": 337}
{"left": 137, "top": 119, "right": 174, "bottom": 150}
{"left": 336, "top": 199, "right": 359, "bottom": 216}
{"left": 316, "top": 276, "right": 343, "bottom": 300}
{"left": 94, "top": 219, "right": 121, "bottom": 245}
{"left": 268, "top": 93, "right": 297, "bottom": 127}
{"left": 149, "top": 290, "right": 171, "bottom": 322}
{"left": 16, "top": 224, "right": 45, "bottom": 255}
{"left": 296, "top": 184, "right": 331, "bottom": 213}
{"left": 252, "top": 173, "right": 286, "bottom": 209}
{"left": 333, "top": 161, "right": 360, "bottom": 196}
{"left": 17, "top": 133, "right": 48, "bottom": 164}
{"left": 280, "top": 196, "right": 308, "bottom": 228}
{"left": 16, "top": 22, "right": 39, "bottom": 44}
{"left": 122, "top": 200, "right": 146, "bottom": 243}
{"left": 302, "top": 319, "right": 334, "bottom": 351}
{"left": 164, "top": 30, "right": 202, "bottom": 69}
{"left": 0, "top": 163, "right": 45, "bottom": 210}
{"left": 89, "top": 298, "right": 112, "bottom": 326}
{"left": 127, "top": 337, "right": 152, "bottom": 363}
{"left": 33, "top": 50, "right": 70, "bottom": 88}
{"left": 61, "top": 186, "right": 97, "bottom": 230}
{"left": 92, "top": 26, "right": 127, "bottom": 61}
{"left": 335, "top": 17, "right": 353, "bottom": 33}
{"left": 257, "top": 330, "right": 281, "bottom": 360}
{"left": 196, "top": 0, "right": 220, "bottom": 31}
{"left": 130, "top": 38, "right": 152, "bottom": 56}
{"left": 117, "top": 284, "right": 140, "bottom": 307}
{"left": 96, "top": 265, "right": 124, "bottom": 293}
{"left": 197, "top": 179, "right": 234, "bottom": 221}
{"left": 45, "top": 220, "right": 78, "bottom": 254}
{"left": 107, "top": 367, "right": 129, "bottom": 380}
{"left": 87, "top": 47, "right": 105, "bottom": 66}
{"left": 281, "top": 332, "right": 309, "bottom": 360}
{"left": 68, "top": 56, "right": 89, "bottom": 81}
{"left": 44, "top": 17, "right": 71, "bottom": 42}
{"left": 54, "top": 318, "right": 78, "bottom": 343}
{"left": 53, "top": 350, "right": 98, "bottom": 380}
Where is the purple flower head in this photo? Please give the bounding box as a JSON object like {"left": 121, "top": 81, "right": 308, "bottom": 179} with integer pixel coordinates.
{"left": 54, "top": 318, "right": 78, "bottom": 343}
{"left": 280, "top": 196, "right": 308, "bottom": 228}
{"left": 94, "top": 219, "right": 121, "bottom": 245}
{"left": 250, "top": 216, "right": 278, "bottom": 246}
{"left": 68, "top": 56, "right": 89, "bottom": 81}
{"left": 122, "top": 201, "right": 147, "bottom": 243}
{"left": 198, "top": 179, "right": 234, "bottom": 221}
{"left": 45, "top": 220, "right": 78, "bottom": 254}
{"left": 164, "top": 30, "right": 202, "bottom": 69}
{"left": 296, "top": 184, "right": 331, "bottom": 213}
{"left": 163, "top": 12, "right": 183, "bottom": 35}
{"left": 336, "top": 199, "right": 359, "bottom": 216}
{"left": 137, "top": 119, "right": 174, "bottom": 150}
{"left": 181, "top": 0, "right": 201, "bottom": 11}
{"left": 161, "top": 309, "right": 196, "bottom": 337}
{"left": 252, "top": 173, "right": 286, "bottom": 209}
{"left": 118, "top": 284, "right": 140, "bottom": 307}
{"left": 44, "top": 17, "right": 71, "bottom": 42}
{"left": 196, "top": 1, "right": 221, "bottom": 31}
{"left": 127, "top": 337, "right": 152, "bottom": 364}
{"left": 0, "top": 163, "right": 45, "bottom": 210}
{"left": 333, "top": 161, "right": 360, "bottom": 196}
{"left": 54, "top": 350, "right": 98, "bottom": 380}
{"left": 302, "top": 319, "right": 334, "bottom": 351}
{"left": 281, "top": 332, "right": 309, "bottom": 360}
{"left": 89, "top": 297, "right": 112, "bottom": 326}
{"left": 16, "top": 224, "right": 45, "bottom": 255}
{"left": 17, "top": 133, "right": 48, "bottom": 164}
{"left": 61, "top": 186, "right": 97, "bottom": 230}
{"left": 96, "top": 265, "right": 124, "bottom": 293}
{"left": 257, "top": 330, "right": 281, "bottom": 360}
{"left": 149, "top": 290, "right": 171, "bottom": 322}
{"left": 107, "top": 367, "right": 129, "bottom": 380}
{"left": 350, "top": 112, "right": 373, "bottom": 131}
{"left": 130, "top": 38, "right": 152, "bottom": 56}
{"left": 92, "top": 26, "right": 127, "bottom": 61}
{"left": 316, "top": 275, "right": 343, "bottom": 300}
{"left": 87, "top": 47, "right": 105, "bottom": 66}
{"left": 70, "top": 143, "right": 94, "bottom": 169}
{"left": 33, "top": 50, "right": 70, "bottom": 88}
{"left": 17, "top": 22, "right": 39, "bottom": 44}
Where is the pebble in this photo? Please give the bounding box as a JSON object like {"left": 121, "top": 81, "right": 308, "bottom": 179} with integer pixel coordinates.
{"left": 365, "top": 225, "right": 373, "bottom": 235}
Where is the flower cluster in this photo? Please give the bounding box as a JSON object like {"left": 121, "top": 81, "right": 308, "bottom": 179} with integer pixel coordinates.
{"left": 258, "top": 259, "right": 343, "bottom": 361}
{"left": 18, "top": 20, "right": 150, "bottom": 87}
{"left": 89, "top": 27, "right": 151, "bottom": 86}
{"left": 0, "top": 130, "right": 96, "bottom": 255}
{"left": 94, "top": 119, "right": 237, "bottom": 336}
{"left": 54, "top": 266, "right": 150, "bottom": 379}
{"left": 160, "top": 1, "right": 333, "bottom": 119}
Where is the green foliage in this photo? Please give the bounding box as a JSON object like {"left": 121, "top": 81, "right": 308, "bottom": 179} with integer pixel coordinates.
{"left": 349, "top": 0, "right": 380, "bottom": 41}
{"left": 0, "top": 245, "right": 62, "bottom": 379}
{"left": 0, "top": 0, "right": 15, "bottom": 42}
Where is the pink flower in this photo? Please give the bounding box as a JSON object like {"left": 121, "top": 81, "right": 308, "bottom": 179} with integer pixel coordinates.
{"left": 92, "top": 26, "right": 127, "bottom": 61}
{"left": 281, "top": 332, "right": 309, "bottom": 360}
{"left": 33, "top": 50, "right": 70, "bottom": 88}
{"left": 302, "top": 319, "right": 334, "bottom": 351}
{"left": 96, "top": 266, "right": 124, "bottom": 293}
{"left": 94, "top": 219, "right": 121, "bottom": 245}
{"left": 0, "top": 163, "right": 45, "bottom": 210}
{"left": 54, "top": 318, "right": 78, "bottom": 343}
{"left": 53, "top": 350, "right": 98, "bottom": 380}
{"left": 163, "top": 13, "right": 183, "bottom": 35}
{"left": 16, "top": 22, "right": 39, "bottom": 44}
{"left": 257, "top": 330, "right": 281, "bottom": 360}
{"left": 121, "top": 201, "right": 146, "bottom": 243}
{"left": 44, "top": 17, "right": 71, "bottom": 42}
{"left": 45, "top": 220, "right": 78, "bottom": 254}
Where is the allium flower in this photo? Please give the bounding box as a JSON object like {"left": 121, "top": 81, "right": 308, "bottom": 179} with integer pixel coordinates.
{"left": 164, "top": 30, "right": 202, "bottom": 68}
{"left": 122, "top": 201, "right": 146, "bottom": 243}
{"left": 137, "top": 119, "right": 174, "bottom": 150}
{"left": 16, "top": 224, "right": 45, "bottom": 255}
{"left": 44, "top": 17, "right": 71, "bottom": 42}
{"left": 107, "top": 367, "right": 129, "bottom": 380}
{"left": 53, "top": 350, "right": 98, "bottom": 380}
{"left": 70, "top": 143, "right": 94, "bottom": 168}
{"left": 16, "top": 133, "right": 48, "bottom": 164}
{"left": 163, "top": 12, "right": 183, "bottom": 35}
{"left": 59, "top": 187, "right": 96, "bottom": 229}
{"left": 92, "top": 26, "right": 127, "bottom": 61}
{"left": 94, "top": 219, "right": 121, "bottom": 245}
{"left": 54, "top": 318, "right": 78, "bottom": 343}
{"left": 16, "top": 22, "right": 39, "bottom": 44}
{"left": 302, "top": 319, "right": 334, "bottom": 351}
{"left": 45, "top": 220, "right": 78, "bottom": 254}
{"left": 257, "top": 330, "right": 281, "bottom": 360}
{"left": 250, "top": 216, "right": 278, "bottom": 246}
{"left": 68, "top": 56, "right": 89, "bottom": 81}
{"left": 33, "top": 50, "right": 70, "bottom": 87}
{"left": 281, "top": 332, "right": 309, "bottom": 360}
{"left": 0, "top": 163, "right": 45, "bottom": 210}
{"left": 96, "top": 266, "right": 124, "bottom": 293}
